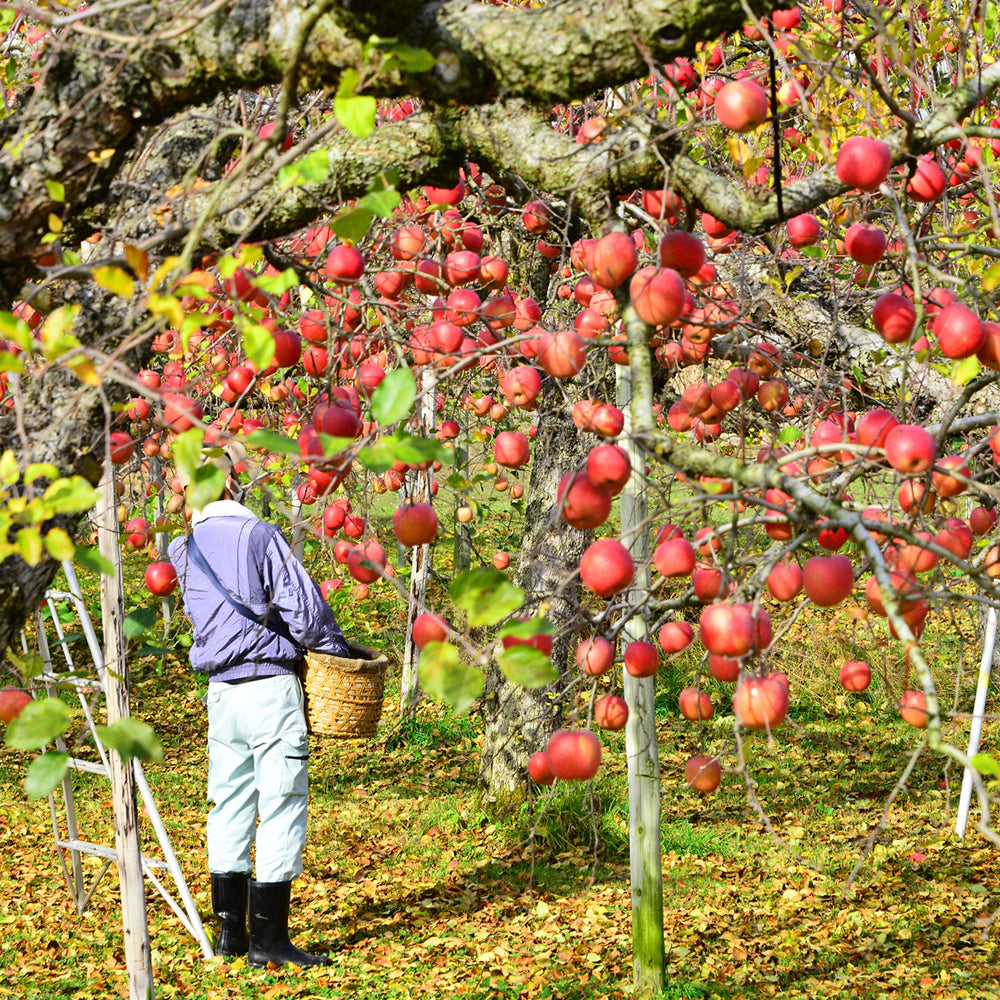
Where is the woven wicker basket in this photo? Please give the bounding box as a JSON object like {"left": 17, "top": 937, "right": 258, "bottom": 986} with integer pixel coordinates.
{"left": 300, "top": 641, "right": 388, "bottom": 738}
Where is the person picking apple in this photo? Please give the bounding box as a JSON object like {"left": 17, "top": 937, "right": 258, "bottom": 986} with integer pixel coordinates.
{"left": 168, "top": 442, "right": 350, "bottom": 967}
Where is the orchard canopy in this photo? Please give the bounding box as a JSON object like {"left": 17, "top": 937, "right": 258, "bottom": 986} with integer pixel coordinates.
{"left": 4, "top": 1, "right": 1000, "bottom": 802}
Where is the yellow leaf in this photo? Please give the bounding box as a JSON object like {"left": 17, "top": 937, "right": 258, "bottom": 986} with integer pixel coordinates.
{"left": 67, "top": 355, "right": 101, "bottom": 385}
{"left": 92, "top": 266, "right": 135, "bottom": 298}
{"left": 16, "top": 527, "right": 42, "bottom": 566}
{"left": 44, "top": 527, "right": 75, "bottom": 560}
{"left": 147, "top": 293, "right": 184, "bottom": 328}
{"left": 727, "top": 134, "right": 753, "bottom": 164}
{"left": 48, "top": 213, "right": 63, "bottom": 234}
{"left": 87, "top": 148, "right": 116, "bottom": 163}
{"left": 124, "top": 245, "right": 149, "bottom": 284}
{"left": 149, "top": 256, "right": 183, "bottom": 292}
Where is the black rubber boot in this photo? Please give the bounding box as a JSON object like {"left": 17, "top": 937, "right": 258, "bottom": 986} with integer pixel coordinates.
{"left": 247, "top": 880, "right": 329, "bottom": 968}
{"left": 210, "top": 871, "right": 250, "bottom": 957}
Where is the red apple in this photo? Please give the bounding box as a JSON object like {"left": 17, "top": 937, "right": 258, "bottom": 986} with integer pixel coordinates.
{"left": 840, "top": 660, "right": 872, "bottom": 692}
{"left": 413, "top": 613, "right": 449, "bottom": 648}
{"left": 678, "top": 687, "right": 714, "bottom": 721}
{"left": 0, "top": 686, "right": 31, "bottom": 724}
{"left": 659, "top": 231, "right": 706, "bottom": 278}
{"left": 589, "top": 231, "right": 637, "bottom": 289}
{"left": 899, "top": 690, "right": 928, "bottom": 728}
{"left": 528, "top": 751, "right": 556, "bottom": 785}
{"left": 844, "top": 223, "right": 887, "bottom": 265}
{"left": 872, "top": 293, "right": 916, "bottom": 344}
{"left": 145, "top": 561, "right": 178, "bottom": 596}
{"left": 629, "top": 266, "right": 686, "bottom": 326}
{"left": 546, "top": 728, "right": 602, "bottom": 781}
{"left": 653, "top": 537, "right": 697, "bottom": 578}
{"left": 766, "top": 562, "right": 803, "bottom": 602}
{"left": 802, "top": 554, "right": 854, "bottom": 607}
{"left": 579, "top": 539, "right": 634, "bottom": 597}
{"left": 714, "top": 79, "right": 769, "bottom": 132}
{"left": 933, "top": 303, "right": 985, "bottom": 359}
{"left": 623, "top": 640, "right": 659, "bottom": 678}
{"left": 586, "top": 444, "right": 631, "bottom": 495}
{"left": 970, "top": 506, "right": 998, "bottom": 536}
{"left": 884, "top": 424, "right": 937, "bottom": 475}
{"left": 699, "top": 603, "right": 754, "bottom": 658}
{"left": 836, "top": 136, "right": 892, "bottom": 192}
{"left": 685, "top": 754, "right": 721, "bottom": 792}
{"left": 324, "top": 244, "right": 365, "bottom": 284}
{"left": 594, "top": 694, "right": 629, "bottom": 731}
{"left": 493, "top": 431, "right": 531, "bottom": 469}
{"left": 855, "top": 407, "right": 899, "bottom": 449}
{"left": 905, "top": 155, "right": 946, "bottom": 203}
{"left": 709, "top": 654, "right": 741, "bottom": 682}
{"left": 658, "top": 621, "right": 694, "bottom": 653}
{"left": 786, "top": 213, "right": 821, "bottom": 248}
{"left": 392, "top": 503, "right": 439, "bottom": 547}
{"left": 734, "top": 674, "right": 790, "bottom": 730}
{"left": 576, "top": 636, "right": 615, "bottom": 677}
{"left": 557, "top": 471, "right": 613, "bottom": 529}
{"left": 347, "top": 540, "right": 386, "bottom": 583}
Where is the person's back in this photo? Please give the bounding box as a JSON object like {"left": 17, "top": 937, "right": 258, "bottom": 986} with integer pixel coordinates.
{"left": 168, "top": 446, "right": 347, "bottom": 967}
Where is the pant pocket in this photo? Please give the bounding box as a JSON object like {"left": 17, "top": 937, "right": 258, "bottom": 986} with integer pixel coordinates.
{"left": 275, "top": 739, "right": 309, "bottom": 798}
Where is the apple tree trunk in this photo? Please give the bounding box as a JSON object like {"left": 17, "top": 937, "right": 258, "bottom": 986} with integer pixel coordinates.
{"left": 477, "top": 384, "right": 591, "bottom": 810}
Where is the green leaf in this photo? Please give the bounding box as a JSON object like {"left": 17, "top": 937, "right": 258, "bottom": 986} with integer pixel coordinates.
{"left": 277, "top": 148, "right": 330, "bottom": 189}
{"left": 331, "top": 206, "right": 373, "bottom": 244}
{"left": 255, "top": 268, "right": 299, "bottom": 295}
{"left": 74, "top": 546, "right": 116, "bottom": 577}
{"left": 0, "top": 351, "right": 24, "bottom": 374}
{"left": 43, "top": 527, "right": 75, "bottom": 561}
{"left": 171, "top": 428, "right": 205, "bottom": 485}
{"left": 359, "top": 186, "right": 401, "bottom": 218}
{"left": 16, "top": 527, "right": 43, "bottom": 566}
{"left": 242, "top": 322, "right": 275, "bottom": 371}
{"left": 335, "top": 94, "right": 377, "bottom": 138}
{"left": 5, "top": 698, "right": 73, "bottom": 750}
{"left": 497, "top": 645, "right": 559, "bottom": 689}
{"left": 246, "top": 428, "right": 301, "bottom": 457}
{"left": 972, "top": 753, "right": 1000, "bottom": 777}
{"left": 41, "top": 477, "right": 100, "bottom": 514}
{"left": 92, "top": 266, "right": 135, "bottom": 298}
{"left": 7, "top": 649, "right": 44, "bottom": 680}
{"left": 95, "top": 718, "right": 164, "bottom": 763}
{"left": 24, "top": 462, "right": 58, "bottom": 486}
{"left": 356, "top": 432, "right": 453, "bottom": 474}
{"left": 0, "top": 449, "right": 17, "bottom": 485}
{"left": 0, "top": 313, "right": 31, "bottom": 351}
{"left": 450, "top": 568, "right": 524, "bottom": 627}
{"left": 186, "top": 464, "right": 227, "bottom": 511}
{"left": 25, "top": 751, "right": 69, "bottom": 800}
{"left": 44, "top": 178, "right": 65, "bottom": 202}
{"left": 124, "top": 607, "right": 159, "bottom": 640}
{"left": 777, "top": 426, "right": 803, "bottom": 445}
{"left": 951, "top": 354, "right": 980, "bottom": 386}
{"left": 387, "top": 43, "right": 436, "bottom": 73}
{"left": 417, "top": 641, "right": 484, "bottom": 714}
{"left": 371, "top": 367, "right": 416, "bottom": 425}
{"left": 497, "top": 617, "right": 554, "bottom": 641}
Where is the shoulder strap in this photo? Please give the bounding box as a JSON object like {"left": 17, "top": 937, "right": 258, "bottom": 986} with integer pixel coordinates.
{"left": 186, "top": 532, "right": 301, "bottom": 649}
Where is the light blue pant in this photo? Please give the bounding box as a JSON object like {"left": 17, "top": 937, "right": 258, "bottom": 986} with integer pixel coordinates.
{"left": 205, "top": 673, "right": 309, "bottom": 882}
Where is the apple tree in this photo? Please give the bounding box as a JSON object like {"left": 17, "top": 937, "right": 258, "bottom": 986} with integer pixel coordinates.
{"left": 4, "top": 0, "right": 1000, "bottom": 996}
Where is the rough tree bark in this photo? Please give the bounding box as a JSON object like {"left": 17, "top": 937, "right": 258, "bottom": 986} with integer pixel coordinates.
{"left": 477, "top": 380, "right": 591, "bottom": 810}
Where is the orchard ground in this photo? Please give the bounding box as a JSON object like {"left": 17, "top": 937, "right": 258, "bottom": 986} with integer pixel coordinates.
{"left": 4, "top": 564, "right": 1000, "bottom": 999}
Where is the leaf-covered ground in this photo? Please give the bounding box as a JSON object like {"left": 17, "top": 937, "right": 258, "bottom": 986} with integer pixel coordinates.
{"left": 4, "top": 638, "right": 1000, "bottom": 1000}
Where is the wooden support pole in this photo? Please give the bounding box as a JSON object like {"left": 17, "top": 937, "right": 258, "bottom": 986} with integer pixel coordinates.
{"left": 97, "top": 469, "right": 155, "bottom": 1000}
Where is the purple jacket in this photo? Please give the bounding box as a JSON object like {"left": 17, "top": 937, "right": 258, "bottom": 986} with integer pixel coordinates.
{"left": 167, "top": 500, "right": 349, "bottom": 682}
